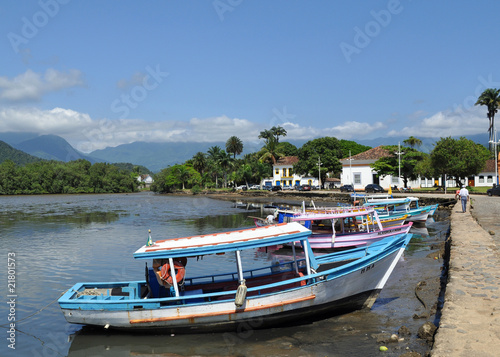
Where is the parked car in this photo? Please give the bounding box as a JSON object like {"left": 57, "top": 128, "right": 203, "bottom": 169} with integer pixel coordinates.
{"left": 262, "top": 185, "right": 272, "bottom": 191}
{"left": 235, "top": 185, "right": 247, "bottom": 191}
{"left": 282, "top": 185, "right": 293, "bottom": 190}
{"left": 296, "top": 184, "right": 311, "bottom": 191}
{"left": 487, "top": 184, "right": 500, "bottom": 196}
{"left": 365, "top": 184, "right": 384, "bottom": 193}
{"left": 249, "top": 184, "right": 260, "bottom": 190}
{"left": 271, "top": 185, "right": 282, "bottom": 191}
{"left": 340, "top": 184, "right": 354, "bottom": 192}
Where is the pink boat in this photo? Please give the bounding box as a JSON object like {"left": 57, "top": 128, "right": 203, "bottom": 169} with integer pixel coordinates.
{"left": 290, "top": 207, "right": 413, "bottom": 249}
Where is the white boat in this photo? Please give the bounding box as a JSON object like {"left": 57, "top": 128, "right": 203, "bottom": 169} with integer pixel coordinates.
{"left": 58, "top": 223, "right": 412, "bottom": 332}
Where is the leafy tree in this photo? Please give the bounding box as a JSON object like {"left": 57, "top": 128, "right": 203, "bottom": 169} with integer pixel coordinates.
{"left": 277, "top": 142, "right": 298, "bottom": 157}
{"left": 225, "top": 136, "right": 243, "bottom": 158}
{"left": 475, "top": 88, "right": 500, "bottom": 147}
{"left": 413, "top": 154, "right": 433, "bottom": 180}
{"left": 431, "top": 137, "right": 490, "bottom": 187}
{"left": 339, "top": 140, "right": 371, "bottom": 158}
{"left": 371, "top": 145, "right": 426, "bottom": 188}
{"left": 294, "top": 137, "right": 343, "bottom": 184}
{"left": 152, "top": 164, "right": 201, "bottom": 192}
{"left": 0, "top": 159, "right": 136, "bottom": 195}
{"left": 403, "top": 136, "right": 423, "bottom": 149}
{"left": 233, "top": 163, "right": 253, "bottom": 188}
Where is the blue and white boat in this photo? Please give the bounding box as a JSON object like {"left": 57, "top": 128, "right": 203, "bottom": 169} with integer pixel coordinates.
{"left": 362, "top": 197, "right": 433, "bottom": 222}
{"left": 58, "top": 223, "right": 412, "bottom": 332}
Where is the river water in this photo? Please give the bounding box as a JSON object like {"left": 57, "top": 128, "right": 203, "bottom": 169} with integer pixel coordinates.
{"left": 0, "top": 192, "right": 449, "bottom": 357}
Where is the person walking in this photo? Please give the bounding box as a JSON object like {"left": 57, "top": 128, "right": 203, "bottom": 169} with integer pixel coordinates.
{"left": 458, "top": 185, "right": 469, "bottom": 213}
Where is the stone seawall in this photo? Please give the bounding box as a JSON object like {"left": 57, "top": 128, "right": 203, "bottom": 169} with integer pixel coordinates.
{"left": 431, "top": 200, "right": 500, "bottom": 357}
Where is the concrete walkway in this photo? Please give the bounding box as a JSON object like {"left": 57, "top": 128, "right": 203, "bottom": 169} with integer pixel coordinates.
{"left": 432, "top": 197, "right": 500, "bottom": 357}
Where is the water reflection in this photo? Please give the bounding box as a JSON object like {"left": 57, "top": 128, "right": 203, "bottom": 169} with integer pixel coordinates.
{"left": 0, "top": 193, "right": 450, "bottom": 357}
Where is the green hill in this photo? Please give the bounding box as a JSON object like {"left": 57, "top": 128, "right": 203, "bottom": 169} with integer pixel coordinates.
{"left": 0, "top": 141, "right": 43, "bottom": 165}
{"left": 15, "top": 134, "right": 96, "bottom": 162}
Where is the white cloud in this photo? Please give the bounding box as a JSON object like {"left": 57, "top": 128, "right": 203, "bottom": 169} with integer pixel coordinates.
{"left": 1, "top": 104, "right": 489, "bottom": 154}
{"left": 0, "top": 107, "right": 92, "bottom": 133}
{"left": 279, "top": 121, "right": 387, "bottom": 140}
{"left": 0, "top": 69, "right": 85, "bottom": 102}
{"left": 388, "top": 106, "right": 489, "bottom": 138}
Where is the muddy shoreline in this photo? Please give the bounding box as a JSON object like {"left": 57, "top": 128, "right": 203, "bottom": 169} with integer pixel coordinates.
{"left": 195, "top": 190, "right": 452, "bottom": 356}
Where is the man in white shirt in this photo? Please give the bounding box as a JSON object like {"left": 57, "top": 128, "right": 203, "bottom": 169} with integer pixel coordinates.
{"left": 458, "top": 185, "right": 469, "bottom": 213}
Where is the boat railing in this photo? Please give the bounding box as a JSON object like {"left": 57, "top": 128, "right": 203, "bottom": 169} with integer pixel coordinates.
{"left": 184, "top": 260, "right": 307, "bottom": 287}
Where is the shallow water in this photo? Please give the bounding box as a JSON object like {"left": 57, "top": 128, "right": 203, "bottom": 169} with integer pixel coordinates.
{"left": 0, "top": 192, "right": 449, "bottom": 356}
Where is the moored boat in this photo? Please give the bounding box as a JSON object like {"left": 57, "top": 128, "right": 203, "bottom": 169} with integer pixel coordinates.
{"left": 58, "top": 223, "right": 412, "bottom": 332}
{"left": 289, "top": 207, "right": 412, "bottom": 249}
{"left": 362, "top": 197, "right": 433, "bottom": 222}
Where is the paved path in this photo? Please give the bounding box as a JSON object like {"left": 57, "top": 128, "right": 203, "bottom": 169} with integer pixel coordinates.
{"left": 432, "top": 197, "right": 500, "bottom": 357}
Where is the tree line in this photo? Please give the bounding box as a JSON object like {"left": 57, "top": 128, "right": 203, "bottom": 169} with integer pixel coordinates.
{"left": 371, "top": 136, "right": 491, "bottom": 188}
{"left": 151, "top": 126, "right": 371, "bottom": 193}
{"left": 0, "top": 159, "right": 137, "bottom": 195}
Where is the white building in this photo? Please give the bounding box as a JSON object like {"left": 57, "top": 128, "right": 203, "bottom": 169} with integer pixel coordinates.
{"left": 137, "top": 174, "right": 154, "bottom": 187}
{"left": 260, "top": 156, "right": 320, "bottom": 188}
{"left": 340, "top": 146, "right": 500, "bottom": 190}
{"left": 340, "top": 146, "right": 396, "bottom": 190}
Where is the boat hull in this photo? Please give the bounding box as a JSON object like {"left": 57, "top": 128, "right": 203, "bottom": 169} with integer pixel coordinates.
{"left": 59, "top": 238, "right": 408, "bottom": 332}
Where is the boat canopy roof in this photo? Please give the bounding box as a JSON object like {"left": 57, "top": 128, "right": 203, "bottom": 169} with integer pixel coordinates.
{"left": 291, "top": 207, "right": 376, "bottom": 221}
{"left": 363, "top": 197, "right": 411, "bottom": 206}
{"left": 133, "top": 222, "right": 311, "bottom": 260}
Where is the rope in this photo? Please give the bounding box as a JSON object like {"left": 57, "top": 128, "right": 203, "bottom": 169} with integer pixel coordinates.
{"left": 0, "top": 290, "right": 67, "bottom": 328}
{"left": 415, "top": 281, "right": 427, "bottom": 310}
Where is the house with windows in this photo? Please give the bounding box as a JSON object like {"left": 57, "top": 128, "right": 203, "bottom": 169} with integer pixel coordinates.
{"left": 471, "top": 158, "right": 498, "bottom": 187}
{"left": 340, "top": 146, "right": 395, "bottom": 190}
{"left": 340, "top": 146, "right": 500, "bottom": 190}
{"left": 137, "top": 174, "right": 154, "bottom": 187}
{"left": 261, "top": 156, "right": 319, "bottom": 188}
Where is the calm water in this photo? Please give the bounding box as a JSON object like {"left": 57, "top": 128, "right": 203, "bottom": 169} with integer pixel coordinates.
{"left": 0, "top": 192, "right": 449, "bottom": 357}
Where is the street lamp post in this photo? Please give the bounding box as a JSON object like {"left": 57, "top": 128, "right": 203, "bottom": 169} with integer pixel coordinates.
{"left": 348, "top": 150, "right": 354, "bottom": 187}
{"left": 395, "top": 142, "right": 405, "bottom": 188}
{"left": 317, "top": 156, "right": 322, "bottom": 189}
{"left": 489, "top": 129, "right": 499, "bottom": 186}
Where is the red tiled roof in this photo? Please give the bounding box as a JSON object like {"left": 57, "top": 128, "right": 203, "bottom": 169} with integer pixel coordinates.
{"left": 342, "top": 146, "right": 392, "bottom": 161}
{"left": 483, "top": 158, "right": 498, "bottom": 172}
{"left": 275, "top": 156, "right": 299, "bottom": 165}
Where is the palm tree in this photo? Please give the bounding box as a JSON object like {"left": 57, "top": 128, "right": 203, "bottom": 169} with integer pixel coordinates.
{"left": 217, "top": 151, "right": 233, "bottom": 188}
{"left": 225, "top": 136, "right": 243, "bottom": 158}
{"left": 475, "top": 88, "right": 500, "bottom": 148}
{"left": 175, "top": 165, "right": 190, "bottom": 190}
{"left": 258, "top": 137, "right": 284, "bottom": 165}
{"left": 270, "top": 126, "right": 287, "bottom": 143}
{"left": 403, "top": 136, "right": 422, "bottom": 149}
{"left": 258, "top": 129, "right": 273, "bottom": 145}
{"left": 207, "top": 146, "right": 224, "bottom": 188}
{"left": 191, "top": 152, "right": 207, "bottom": 174}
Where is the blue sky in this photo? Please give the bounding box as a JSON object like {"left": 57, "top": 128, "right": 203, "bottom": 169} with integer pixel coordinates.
{"left": 0, "top": 0, "right": 499, "bottom": 153}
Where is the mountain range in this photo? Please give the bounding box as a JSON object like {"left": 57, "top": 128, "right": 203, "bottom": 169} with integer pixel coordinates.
{"left": 0, "top": 132, "right": 491, "bottom": 173}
